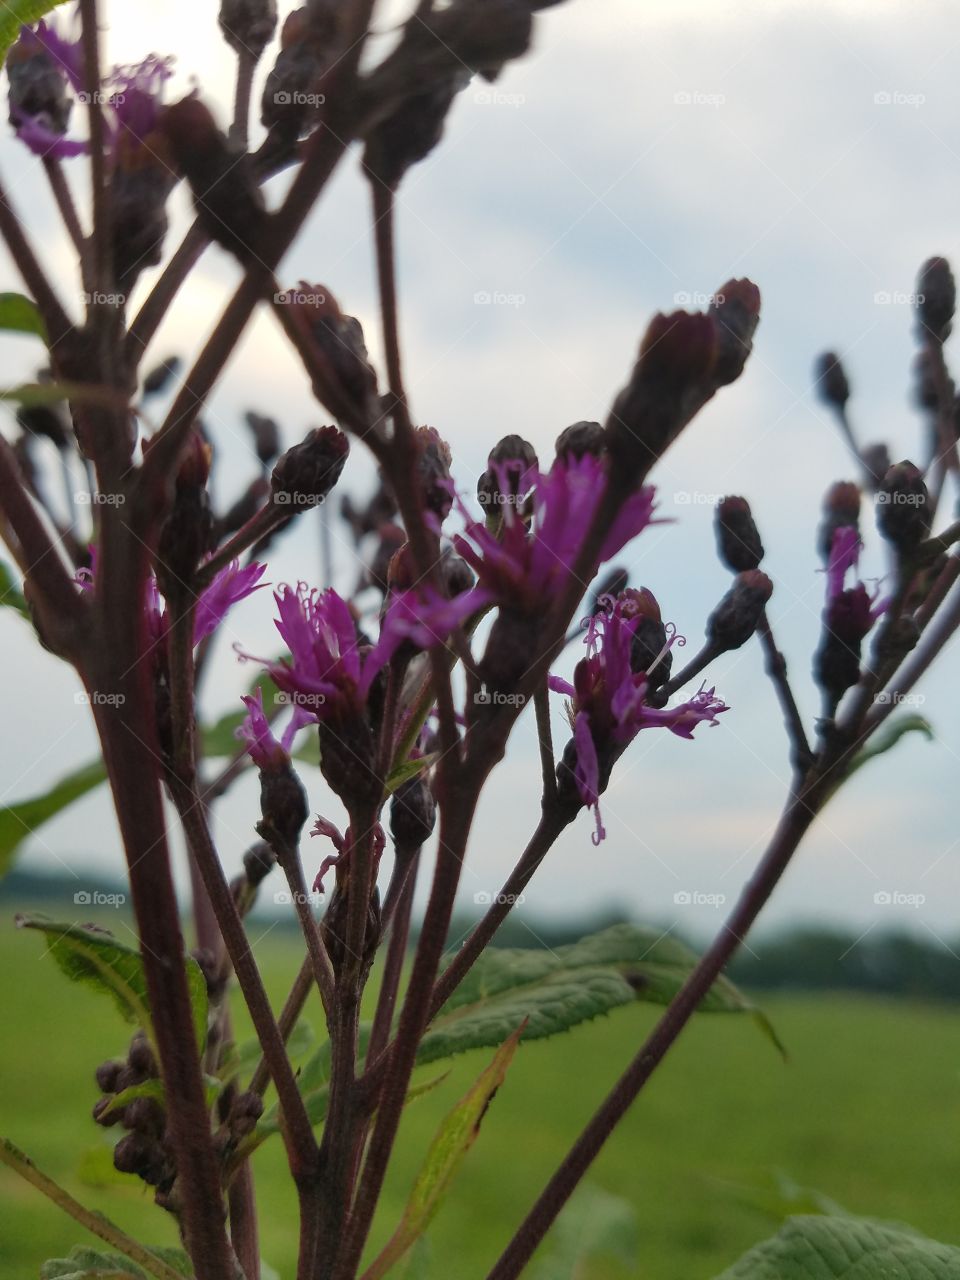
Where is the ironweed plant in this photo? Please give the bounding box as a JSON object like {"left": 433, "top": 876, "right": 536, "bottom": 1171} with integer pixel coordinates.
{"left": 1, "top": 1, "right": 960, "bottom": 1278}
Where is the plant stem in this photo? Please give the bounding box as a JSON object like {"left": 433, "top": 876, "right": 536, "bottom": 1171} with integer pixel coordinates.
{"left": 0, "top": 173, "right": 73, "bottom": 346}
{"left": 486, "top": 777, "right": 829, "bottom": 1280}
{"left": 231, "top": 49, "right": 257, "bottom": 151}
{"left": 534, "top": 682, "right": 557, "bottom": 800}
{"left": 125, "top": 221, "right": 208, "bottom": 366}
{"left": 249, "top": 956, "right": 316, "bottom": 1097}
{"left": 757, "top": 612, "right": 813, "bottom": 776}
{"left": 367, "top": 848, "right": 420, "bottom": 1068}
{"left": 0, "top": 1138, "right": 187, "bottom": 1280}
{"left": 43, "top": 157, "right": 86, "bottom": 260}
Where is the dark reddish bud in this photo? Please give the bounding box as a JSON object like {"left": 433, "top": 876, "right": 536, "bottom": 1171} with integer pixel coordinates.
{"left": 7, "top": 37, "right": 71, "bottom": 138}
{"left": 555, "top": 420, "right": 605, "bottom": 460}
{"left": 715, "top": 495, "right": 764, "bottom": 572}
{"left": 245, "top": 411, "right": 282, "bottom": 465}
{"left": 814, "top": 585, "right": 875, "bottom": 705}
{"left": 220, "top": 0, "right": 278, "bottom": 59}
{"left": 620, "top": 587, "right": 673, "bottom": 690}
{"left": 110, "top": 162, "right": 175, "bottom": 295}
{"left": 817, "top": 481, "right": 861, "bottom": 563}
{"left": 605, "top": 310, "right": 719, "bottom": 473}
{"left": 706, "top": 570, "right": 773, "bottom": 652}
{"left": 123, "top": 1096, "right": 166, "bottom": 1137}
{"left": 390, "top": 774, "right": 437, "bottom": 850}
{"left": 709, "top": 280, "right": 762, "bottom": 387}
{"left": 258, "top": 766, "right": 309, "bottom": 851}
{"left": 367, "top": 524, "right": 407, "bottom": 593}
{"left": 364, "top": 75, "right": 466, "bottom": 190}
{"left": 441, "top": 549, "right": 475, "bottom": 599}
{"left": 243, "top": 840, "right": 276, "bottom": 887}
{"left": 814, "top": 352, "right": 850, "bottom": 411}
{"left": 127, "top": 1032, "right": 157, "bottom": 1078}
{"left": 156, "top": 428, "right": 214, "bottom": 590}
{"left": 95, "top": 1060, "right": 123, "bottom": 1094}
{"left": 143, "top": 356, "right": 183, "bottom": 397}
{"left": 271, "top": 425, "right": 349, "bottom": 509}
{"left": 159, "top": 97, "right": 267, "bottom": 263}
{"left": 876, "top": 460, "right": 931, "bottom": 552}
{"left": 93, "top": 1097, "right": 123, "bottom": 1127}
{"left": 113, "top": 1132, "right": 161, "bottom": 1179}
{"left": 415, "top": 426, "right": 454, "bottom": 521}
{"left": 916, "top": 256, "right": 955, "bottom": 341}
{"left": 261, "top": 6, "right": 338, "bottom": 142}
{"left": 294, "top": 285, "right": 379, "bottom": 428}
{"left": 478, "top": 434, "right": 537, "bottom": 512}
{"left": 861, "top": 442, "right": 891, "bottom": 486}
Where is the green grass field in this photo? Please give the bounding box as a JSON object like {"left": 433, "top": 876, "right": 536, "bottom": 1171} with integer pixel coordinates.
{"left": 2, "top": 917, "right": 958, "bottom": 1279}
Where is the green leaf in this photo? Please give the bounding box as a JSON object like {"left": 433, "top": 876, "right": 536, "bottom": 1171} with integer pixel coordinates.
{"left": 0, "top": 0, "right": 73, "bottom": 62}
{"left": 16, "top": 915, "right": 209, "bottom": 1052}
{"left": 219, "top": 1019, "right": 316, "bottom": 1084}
{"left": 0, "top": 559, "right": 30, "bottom": 619}
{"left": 713, "top": 1215, "right": 960, "bottom": 1278}
{"left": 846, "top": 714, "right": 934, "bottom": 780}
{"left": 0, "top": 758, "right": 107, "bottom": 876}
{"left": 533, "top": 1186, "right": 638, "bottom": 1280}
{"left": 710, "top": 1170, "right": 846, "bottom": 1224}
{"left": 0, "top": 291, "right": 47, "bottom": 341}
{"left": 362, "top": 1026, "right": 523, "bottom": 1280}
{"left": 40, "top": 1246, "right": 192, "bottom": 1279}
{"left": 420, "top": 924, "right": 784, "bottom": 1065}
{"left": 385, "top": 752, "right": 438, "bottom": 795}
{"left": 99, "top": 1075, "right": 222, "bottom": 1122}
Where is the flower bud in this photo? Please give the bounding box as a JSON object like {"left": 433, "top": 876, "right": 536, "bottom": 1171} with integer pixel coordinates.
{"left": 876, "top": 460, "right": 931, "bottom": 552}
{"left": 220, "top": 0, "right": 278, "bottom": 59}
{"left": 590, "top": 567, "right": 629, "bottom": 614}
{"left": 621, "top": 587, "right": 673, "bottom": 690}
{"left": 715, "top": 495, "right": 764, "bottom": 572}
{"left": 415, "top": 426, "right": 454, "bottom": 521}
{"left": 143, "top": 356, "right": 182, "bottom": 397}
{"left": 555, "top": 420, "right": 605, "bottom": 460}
{"left": 245, "top": 411, "right": 281, "bottom": 465}
{"left": 159, "top": 97, "right": 267, "bottom": 263}
{"left": 706, "top": 570, "right": 773, "bottom": 652}
{"left": 912, "top": 350, "right": 939, "bottom": 412}
{"left": 229, "top": 1089, "right": 264, "bottom": 1138}
{"left": 243, "top": 839, "right": 276, "bottom": 887}
{"left": 364, "top": 75, "right": 465, "bottom": 190}
{"left": 814, "top": 352, "right": 850, "bottom": 411}
{"left": 916, "top": 256, "right": 955, "bottom": 341}
{"left": 478, "top": 434, "right": 537, "bottom": 511}
{"left": 95, "top": 1060, "right": 123, "bottom": 1094}
{"left": 7, "top": 33, "right": 72, "bottom": 141}
{"left": 258, "top": 766, "right": 309, "bottom": 851}
{"left": 390, "top": 774, "right": 437, "bottom": 850}
{"left": 156, "top": 429, "right": 214, "bottom": 590}
{"left": 817, "top": 481, "right": 860, "bottom": 564}
{"left": 814, "top": 585, "right": 875, "bottom": 705}
{"left": 709, "top": 279, "right": 762, "bottom": 387}
{"left": 271, "top": 425, "right": 349, "bottom": 508}
{"left": 261, "top": 5, "right": 339, "bottom": 142}
{"left": 294, "top": 285, "right": 379, "bottom": 428}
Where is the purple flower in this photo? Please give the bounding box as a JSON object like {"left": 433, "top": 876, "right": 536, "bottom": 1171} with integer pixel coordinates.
{"left": 550, "top": 591, "right": 727, "bottom": 844}
{"left": 824, "top": 526, "right": 888, "bottom": 631}
{"left": 450, "top": 452, "right": 660, "bottom": 611}
{"left": 236, "top": 687, "right": 310, "bottom": 771}
{"left": 107, "top": 54, "right": 174, "bottom": 157}
{"left": 242, "top": 582, "right": 480, "bottom": 723}
{"left": 310, "top": 815, "right": 386, "bottom": 894}
{"left": 7, "top": 17, "right": 88, "bottom": 157}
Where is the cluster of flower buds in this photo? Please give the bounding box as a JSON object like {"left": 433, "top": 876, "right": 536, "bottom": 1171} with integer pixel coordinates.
{"left": 93, "top": 1032, "right": 176, "bottom": 1197}
{"left": 288, "top": 285, "right": 380, "bottom": 432}
{"left": 876, "top": 460, "right": 931, "bottom": 555}
{"left": 219, "top": 0, "right": 278, "bottom": 62}
{"left": 261, "top": 4, "right": 339, "bottom": 149}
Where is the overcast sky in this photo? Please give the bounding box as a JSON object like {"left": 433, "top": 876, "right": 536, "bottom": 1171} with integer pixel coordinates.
{"left": 2, "top": 0, "right": 959, "bottom": 956}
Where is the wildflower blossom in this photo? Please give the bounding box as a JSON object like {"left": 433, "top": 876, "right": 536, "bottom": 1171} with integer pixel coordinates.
{"left": 550, "top": 590, "right": 727, "bottom": 843}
